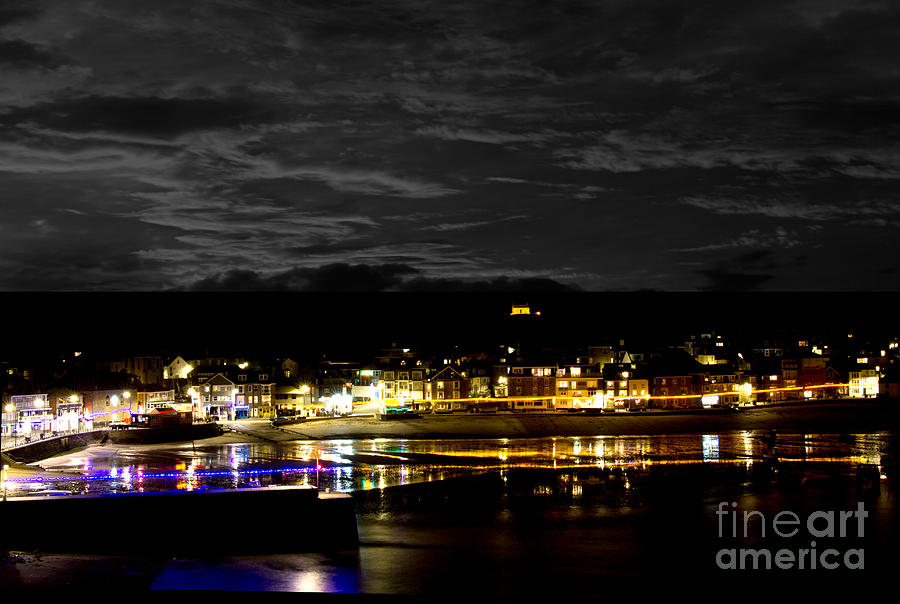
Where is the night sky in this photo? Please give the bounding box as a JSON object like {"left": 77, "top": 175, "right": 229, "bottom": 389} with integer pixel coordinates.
{"left": 2, "top": 1, "right": 899, "bottom": 292}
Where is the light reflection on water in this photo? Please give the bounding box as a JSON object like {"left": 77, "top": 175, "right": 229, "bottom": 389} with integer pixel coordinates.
{"left": 5, "top": 430, "right": 897, "bottom": 593}
{"left": 10, "top": 431, "right": 891, "bottom": 497}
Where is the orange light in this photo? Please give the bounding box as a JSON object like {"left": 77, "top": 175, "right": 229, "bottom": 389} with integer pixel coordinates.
{"left": 380, "top": 382, "right": 849, "bottom": 404}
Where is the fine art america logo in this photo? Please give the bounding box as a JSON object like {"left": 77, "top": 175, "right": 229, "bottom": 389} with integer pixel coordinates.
{"left": 715, "top": 502, "right": 867, "bottom": 570}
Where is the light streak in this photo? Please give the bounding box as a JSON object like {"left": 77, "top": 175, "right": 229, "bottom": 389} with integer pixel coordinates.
{"left": 380, "top": 382, "right": 850, "bottom": 405}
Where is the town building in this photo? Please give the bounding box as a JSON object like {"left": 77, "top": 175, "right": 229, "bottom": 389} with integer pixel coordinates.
{"left": 557, "top": 359, "right": 603, "bottom": 409}
{"left": 651, "top": 375, "right": 695, "bottom": 409}
{"left": 273, "top": 383, "right": 314, "bottom": 417}
{"left": 849, "top": 368, "right": 879, "bottom": 398}
{"left": 234, "top": 369, "right": 276, "bottom": 419}
{"left": 425, "top": 366, "right": 470, "bottom": 411}
{"left": 494, "top": 361, "right": 556, "bottom": 411}
{"left": 135, "top": 389, "right": 178, "bottom": 413}
{"left": 191, "top": 373, "right": 236, "bottom": 420}
{"left": 3, "top": 394, "right": 52, "bottom": 436}
{"left": 81, "top": 388, "right": 134, "bottom": 427}
{"left": 163, "top": 356, "right": 194, "bottom": 380}
{"left": 692, "top": 367, "right": 742, "bottom": 406}
{"left": 380, "top": 361, "right": 427, "bottom": 403}
{"left": 98, "top": 356, "right": 164, "bottom": 386}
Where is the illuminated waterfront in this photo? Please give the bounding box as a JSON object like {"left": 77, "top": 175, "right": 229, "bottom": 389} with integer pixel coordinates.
{"left": 8, "top": 430, "right": 891, "bottom": 496}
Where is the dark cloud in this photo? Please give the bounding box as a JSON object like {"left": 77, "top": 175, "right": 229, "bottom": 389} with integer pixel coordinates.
{"left": 1, "top": 0, "right": 899, "bottom": 292}
{"left": 187, "top": 264, "right": 418, "bottom": 292}
{"left": 185, "top": 263, "right": 575, "bottom": 292}
{"left": 401, "top": 276, "right": 578, "bottom": 292}
{"left": 3, "top": 96, "right": 286, "bottom": 138}
{"left": 697, "top": 269, "right": 775, "bottom": 292}
{"left": 0, "top": 39, "right": 65, "bottom": 69}
{"left": 0, "top": 4, "right": 38, "bottom": 28}
{"left": 695, "top": 249, "right": 784, "bottom": 291}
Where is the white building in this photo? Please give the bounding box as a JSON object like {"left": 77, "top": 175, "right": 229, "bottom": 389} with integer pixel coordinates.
{"left": 54, "top": 394, "right": 83, "bottom": 432}
{"left": 381, "top": 368, "right": 425, "bottom": 402}
{"left": 191, "top": 374, "right": 236, "bottom": 420}
{"left": 5, "top": 394, "right": 53, "bottom": 435}
{"left": 164, "top": 356, "right": 194, "bottom": 380}
{"left": 849, "top": 369, "right": 879, "bottom": 398}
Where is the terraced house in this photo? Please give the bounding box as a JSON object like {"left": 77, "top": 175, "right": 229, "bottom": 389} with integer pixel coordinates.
{"left": 234, "top": 369, "right": 276, "bottom": 419}
{"left": 425, "top": 366, "right": 469, "bottom": 411}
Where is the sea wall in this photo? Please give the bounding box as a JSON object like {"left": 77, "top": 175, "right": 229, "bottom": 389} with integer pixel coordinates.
{"left": 2, "top": 424, "right": 223, "bottom": 464}
{"left": 107, "top": 422, "right": 221, "bottom": 444}
{"left": 2, "top": 431, "right": 106, "bottom": 465}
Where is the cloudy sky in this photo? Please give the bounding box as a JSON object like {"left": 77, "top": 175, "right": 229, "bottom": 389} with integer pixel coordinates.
{"left": 2, "top": 0, "right": 899, "bottom": 291}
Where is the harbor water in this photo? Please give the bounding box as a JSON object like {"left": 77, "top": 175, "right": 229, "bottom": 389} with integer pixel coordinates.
{"left": 2, "top": 430, "right": 898, "bottom": 595}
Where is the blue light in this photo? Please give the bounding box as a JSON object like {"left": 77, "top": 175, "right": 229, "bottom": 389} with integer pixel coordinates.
{"left": 7, "top": 465, "right": 338, "bottom": 484}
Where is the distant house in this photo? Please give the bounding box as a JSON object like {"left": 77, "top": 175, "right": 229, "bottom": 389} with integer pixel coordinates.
{"left": 510, "top": 304, "right": 531, "bottom": 316}
{"left": 82, "top": 389, "right": 134, "bottom": 427}
{"left": 557, "top": 361, "right": 603, "bottom": 409}
{"left": 602, "top": 364, "right": 631, "bottom": 405}
{"left": 425, "top": 366, "right": 470, "bottom": 411}
{"left": 233, "top": 369, "right": 276, "bottom": 419}
{"left": 798, "top": 361, "right": 844, "bottom": 399}
{"left": 380, "top": 362, "right": 426, "bottom": 403}
{"left": 849, "top": 368, "right": 879, "bottom": 398}
{"left": 192, "top": 374, "right": 236, "bottom": 420}
{"left": 164, "top": 356, "right": 193, "bottom": 380}
{"left": 692, "top": 368, "right": 742, "bottom": 406}
{"left": 279, "top": 358, "right": 300, "bottom": 380}
{"left": 651, "top": 375, "right": 695, "bottom": 409}
{"left": 494, "top": 361, "right": 556, "bottom": 411}
{"left": 99, "top": 356, "right": 164, "bottom": 386}
{"left": 646, "top": 348, "right": 703, "bottom": 409}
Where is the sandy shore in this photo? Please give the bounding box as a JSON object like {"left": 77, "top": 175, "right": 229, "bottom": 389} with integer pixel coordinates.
{"left": 220, "top": 399, "right": 899, "bottom": 443}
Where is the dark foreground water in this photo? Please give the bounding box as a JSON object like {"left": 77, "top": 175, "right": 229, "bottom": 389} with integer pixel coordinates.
{"left": 3, "top": 430, "right": 898, "bottom": 597}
